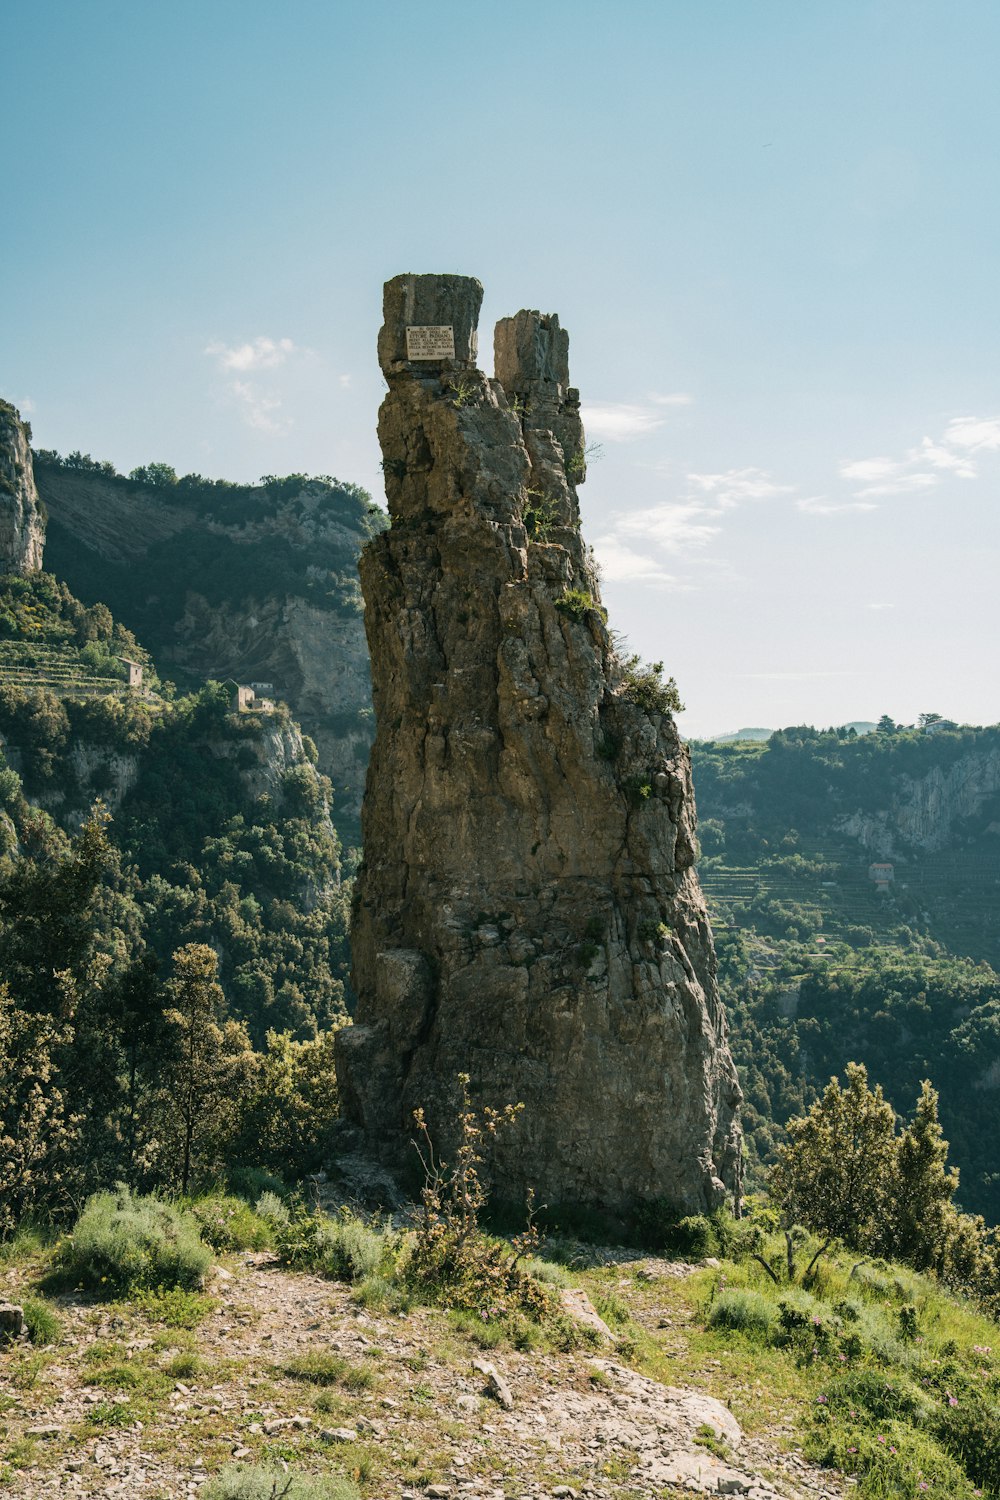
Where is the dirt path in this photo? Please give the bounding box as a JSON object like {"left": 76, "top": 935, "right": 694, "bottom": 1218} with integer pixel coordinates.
{"left": 1, "top": 1253, "right": 850, "bottom": 1500}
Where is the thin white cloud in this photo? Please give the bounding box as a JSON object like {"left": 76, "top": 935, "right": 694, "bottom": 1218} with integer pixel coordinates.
{"left": 205, "top": 336, "right": 298, "bottom": 373}
{"left": 17, "top": 397, "right": 36, "bottom": 415}
{"left": 205, "top": 334, "right": 306, "bottom": 435}
{"left": 943, "top": 415, "right": 1000, "bottom": 451}
{"left": 917, "top": 437, "right": 976, "bottom": 477}
{"left": 856, "top": 472, "right": 938, "bottom": 498}
{"left": 230, "top": 381, "right": 285, "bottom": 434}
{"left": 338, "top": 374, "right": 353, "bottom": 389}
{"left": 583, "top": 402, "right": 666, "bottom": 442}
{"left": 593, "top": 462, "right": 791, "bottom": 591}
{"left": 798, "top": 496, "right": 877, "bottom": 515}
{"left": 840, "top": 456, "right": 899, "bottom": 483}
{"left": 648, "top": 391, "right": 694, "bottom": 407}
{"left": 687, "top": 467, "right": 792, "bottom": 509}
{"left": 840, "top": 413, "right": 1000, "bottom": 501}
{"left": 617, "top": 501, "right": 721, "bottom": 552}
{"left": 868, "top": 602, "right": 894, "bottom": 610}
{"left": 590, "top": 534, "right": 678, "bottom": 586}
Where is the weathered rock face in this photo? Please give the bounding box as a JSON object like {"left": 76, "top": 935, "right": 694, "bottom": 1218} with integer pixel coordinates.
{"left": 0, "top": 402, "right": 45, "bottom": 574}
{"left": 837, "top": 744, "right": 1000, "bottom": 856}
{"left": 337, "top": 273, "right": 741, "bottom": 1213}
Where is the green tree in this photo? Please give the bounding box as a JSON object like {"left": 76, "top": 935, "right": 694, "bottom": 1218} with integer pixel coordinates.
{"left": 0, "top": 809, "right": 114, "bottom": 1016}
{"left": 159, "top": 944, "right": 257, "bottom": 1194}
{"left": 771, "top": 1062, "right": 898, "bottom": 1250}
{"left": 240, "top": 1028, "right": 342, "bottom": 1176}
{"left": 108, "top": 955, "right": 168, "bottom": 1188}
{"left": 0, "top": 985, "right": 74, "bottom": 1234}
{"left": 129, "top": 462, "right": 178, "bottom": 488}
{"left": 892, "top": 1080, "right": 959, "bottom": 1269}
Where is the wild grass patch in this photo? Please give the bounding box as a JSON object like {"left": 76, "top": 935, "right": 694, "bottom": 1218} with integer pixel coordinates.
{"left": 132, "top": 1285, "right": 216, "bottom": 1327}
{"left": 188, "top": 1194, "right": 273, "bottom": 1252}
{"left": 279, "top": 1351, "right": 376, "bottom": 1391}
{"left": 707, "top": 1287, "right": 776, "bottom": 1338}
{"left": 165, "top": 1349, "right": 203, "bottom": 1379}
{"left": 275, "top": 1207, "right": 389, "bottom": 1283}
{"left": 0, "top": 1220, "right": 55, "bottom": 1266}
{"left": 206, "top": 1459, "right": 365, "bottom": 1497}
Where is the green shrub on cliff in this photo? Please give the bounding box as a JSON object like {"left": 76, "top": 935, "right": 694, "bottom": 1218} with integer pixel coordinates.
{"left": 618, "top": 652, "right": 684, "bottom": 715}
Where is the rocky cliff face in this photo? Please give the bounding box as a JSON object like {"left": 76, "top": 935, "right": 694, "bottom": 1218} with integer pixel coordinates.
{"left": 337, "top": 274, "right": 741, "bottom": 1213}
{"left": 837, "top": 744, "right": 1000, "bottom": 856}
{"left": 35, "top": 466, "right": 379, "bottom": 837}
{"left": 0, "top": 706, "right": 316, "bottom": 841}
{"left": 0, "top": 402, "right": 45, "bottom": 574}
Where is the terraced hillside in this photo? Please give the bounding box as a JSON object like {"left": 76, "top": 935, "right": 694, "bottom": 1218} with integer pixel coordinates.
{"left": 0, "top": 571, "right": 157, "bottom": 703}
{"left": 0, "top": 639, "right": 142, "bottom": 699}
{"left": 692, "top": 726, "right": 1000, "bottom": 969}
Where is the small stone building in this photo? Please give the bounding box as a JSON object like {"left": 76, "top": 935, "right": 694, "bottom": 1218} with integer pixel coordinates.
{"left": 120, "top": 657, "right": 143, "bottom": 689}
{"left": 226, "top": 681, "right": 256, "bottom": 713}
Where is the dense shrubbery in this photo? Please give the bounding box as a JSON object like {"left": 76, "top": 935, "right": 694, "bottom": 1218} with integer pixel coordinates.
{"left": 718, "top": 923, "right": 1000, "bottom": 1222}
{"left": 696, "top": 1232, "right": 1000, "bottom": 1500}
{"left": 54, "top": 1187, "right": 212, "bottom": 1293}
{"left": 186, "top": 1193, "right": 273, "bottom": 1252}
{"left": 0, "top": 566, "right": 352, "bottom": 1065}
{"left": 275, "top": 1206, "right": 389, "bottom": 1283}
{"left": 37, "top": 459, "right": 384, "bottom": 659}
{"left": 0, "top": 904, "right": 345, "bottom": 1219}
{"left": 0, "top": 718, "right": 346, "bottom": 1218}
{"left": 633, "top": 1203, "right": 724, "bottom": 1259}
{"left": 0, "top": 571, "right": 150, "bottom": 664}
{"left": 693, "top": 721, "right": 1000, "bottom": 834}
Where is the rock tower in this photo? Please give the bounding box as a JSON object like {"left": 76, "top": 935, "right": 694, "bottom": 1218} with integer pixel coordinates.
{"left": 0, "top": 401, "right": 45, "bottom": 574}
{"left": 336, "top": 275, "right": 741, "bottom": 1212}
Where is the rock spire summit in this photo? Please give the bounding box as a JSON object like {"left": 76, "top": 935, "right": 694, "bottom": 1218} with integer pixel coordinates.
{"left": 336, "top": 273, "right": 741, "bottom": 1211}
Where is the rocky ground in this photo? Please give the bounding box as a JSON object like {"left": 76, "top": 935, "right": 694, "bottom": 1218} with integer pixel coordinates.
{"left": 0, "top": 1249, "right": 852, "bottom": 1500}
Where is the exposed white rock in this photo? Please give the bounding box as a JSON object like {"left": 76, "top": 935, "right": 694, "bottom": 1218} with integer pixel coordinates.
{"left": 0, "top": 401, "right": 45, "bottom": 574}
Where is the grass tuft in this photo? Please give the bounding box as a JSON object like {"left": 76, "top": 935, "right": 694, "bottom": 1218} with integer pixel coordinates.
{"left": 707, "top": 1287, "right": 776, "bottom": 1338}
{"left": 20, "top": 1297, "right": 62, "bottom": 1345}
{"left": 280, "top": 1351, "right": 375, "bottom": 1390}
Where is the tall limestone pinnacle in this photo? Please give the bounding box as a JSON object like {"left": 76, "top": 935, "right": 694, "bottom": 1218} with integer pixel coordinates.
{"left": 336, "top": 274, "right": 742, "bottom": 1211}
{"left": 0, "top": 401, "right": 45, "bottom": 574}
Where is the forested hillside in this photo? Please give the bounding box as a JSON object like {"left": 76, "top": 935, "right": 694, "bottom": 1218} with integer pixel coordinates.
{"left": 33, "top": 450, "right": 387, "bottom": 841}
{"left": 0, "top": 572, "right": 350, "bottom": 1223}
{"left": 692, "top": 725, "right": 1000, "bottom": 1221}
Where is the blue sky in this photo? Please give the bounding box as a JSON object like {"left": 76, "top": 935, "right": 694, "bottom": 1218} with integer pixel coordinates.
{"left": 3, "top": 0, "right": 999, "bottom": 736}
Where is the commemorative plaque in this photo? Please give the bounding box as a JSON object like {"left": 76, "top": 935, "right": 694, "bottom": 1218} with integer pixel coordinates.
{"left": 405, "top": 325, "right": 456, "bottom": 360}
